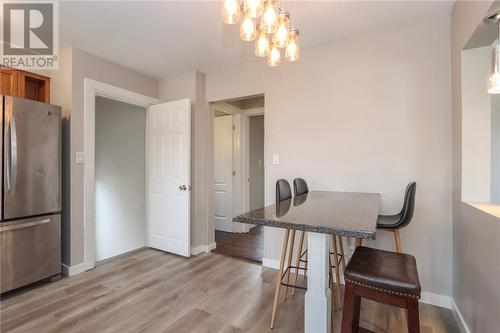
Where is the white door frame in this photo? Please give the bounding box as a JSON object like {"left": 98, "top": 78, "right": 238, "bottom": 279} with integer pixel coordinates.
{"left": 243, "top": 107, "right": 265, "bottom": 219}
{"left": 83, "top": 78, "right": 158, "bottom": 271}
{"left": 208, "top": 102, "right": 265, "bottom": 235}
{"left": 210, "top": 102, "right": 245, "bottom": 233}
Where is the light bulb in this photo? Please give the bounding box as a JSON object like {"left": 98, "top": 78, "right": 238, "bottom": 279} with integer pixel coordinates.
{"left": 240, "top": 14, "right": 256, "bottom": 41}
{"left": 261, "top": 0, "right": 278, "bottom": 34}
{"left": 273, "top": 11, "right": 289, "bottom": 48}
{"left": 488, "top": 39, "right": 500, "bottom": 94}
{"left": 255, "top": 25, "right": 270, "bottom": 57}
{"left": 285, "top": 28, "right": 300, "bottom": 61}
{"left": 267, "top": 43, "right": 281, "bottom": 67}
{"left": 222, "top": 0, "right": 240, "bottom": 24}
{"left": 488, "top": 72, "right": 500, "bottom": 94}
{"left": 244, "top": 0, "right": 263, "bottom": 18}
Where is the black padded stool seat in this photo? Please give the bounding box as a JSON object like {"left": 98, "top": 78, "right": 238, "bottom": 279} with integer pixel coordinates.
{"left": 341, "top": 246, "right": 422, "bottom": 333}
{"left": 345, "top": 246, "right": 421, "bottom": 299}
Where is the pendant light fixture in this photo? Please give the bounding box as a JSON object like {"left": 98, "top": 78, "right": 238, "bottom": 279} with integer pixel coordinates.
{"left": 221, "top": 0, "right": 300, "bottom": 67}
{"left": 244, "top": 0, "right": 264, "bottom": 18}
{"left": 485, "top": 11, "right": 500, "bottom": 94}
{"left": 255, "top": 24, "right": 271, "bottom": 57}
{"left": 489, "top": 39, "right": 500, "bottom": 94}
{"left": 222, "top": 0, "right": 240, "bottom": 24}
{"left": 267, "top": 42, "right": 281, "bottom": 67}
{"left": 261, "top": 0, "right": 278, "bottom": 34}
{"left": 285, "top": 28, "right": 300, "bottom": 61}
{"left": 273, "top": 11, "right": 290, "bottom": 48}
{"left": 240, "top": 5, "right": 257, "bottom": 41}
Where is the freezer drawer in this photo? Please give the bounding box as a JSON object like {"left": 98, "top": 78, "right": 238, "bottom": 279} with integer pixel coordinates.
{"left": 1, "top": 214, "right": 61, "bottom": 293}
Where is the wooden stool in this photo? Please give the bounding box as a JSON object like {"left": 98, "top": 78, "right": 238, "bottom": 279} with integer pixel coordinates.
{"left": 341, "top": 246, "right": 421, "bottom": 333}
{"left": 270, "top": 230, "right": 346, "bottom": 328}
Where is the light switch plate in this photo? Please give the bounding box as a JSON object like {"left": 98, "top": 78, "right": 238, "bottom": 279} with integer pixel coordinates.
{"left": 272, "top": 153, "right": 279, "bottom": 165}
{"left": 76, "top": 152, "right": 85, "bottom": 164}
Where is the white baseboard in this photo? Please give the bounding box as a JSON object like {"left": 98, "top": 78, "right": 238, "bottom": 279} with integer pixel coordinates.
{"left": 420, "top": 292, "right": 452, "bottom": 309}
{"left": 61, "top": 262, "right": 87, "bottom": 277}
{"left": 263, "top": 258, "right": 455, "bottom": 310}
{"left": 262, "top": 258, "right": 307, "bottom": 275}
{"left": 191, "top": 242, "right": 217, "bottom": 256}
{"left": 262, "top": 258, "right": 280, "bottom": 269}
{"left": 451, "top": 298, "right": 471, "bottom": 333}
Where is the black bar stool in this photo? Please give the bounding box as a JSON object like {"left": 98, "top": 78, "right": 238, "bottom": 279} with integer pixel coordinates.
{"left": 377, "top": 182, "right": 416, "bottom": 253}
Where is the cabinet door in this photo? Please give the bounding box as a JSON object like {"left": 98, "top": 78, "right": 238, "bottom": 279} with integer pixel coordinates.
{"left": 17, "top": 72, "right": 50, "bottom": 103}
{"left": 0, "top": 68, "right": 18, "bottom": 97}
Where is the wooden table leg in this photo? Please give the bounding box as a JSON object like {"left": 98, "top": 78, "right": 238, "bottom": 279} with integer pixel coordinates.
{"left": 355, "top": 238, "right": 362, "bottom": 248}
{"left": 292, "top": 231, "right": 305, "bottom": 296}
{"left": 270, "top": 229, "right": 290, "bottom": 329}
{"left": 332, "top": 235, "right": 342, "bottom": 307}
{"left": 338, "top": 236, "right": 347, "bottom": 274}
{"left": 305, "top": 232, "right": 331, "bottom": 333}
{"left": 284, "top": 230, "right": 296, "bottom": 299}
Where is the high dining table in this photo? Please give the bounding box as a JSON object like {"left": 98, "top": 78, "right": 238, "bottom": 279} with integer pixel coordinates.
{"left": 233, "top": 191, "right": 380, "bottom": 333}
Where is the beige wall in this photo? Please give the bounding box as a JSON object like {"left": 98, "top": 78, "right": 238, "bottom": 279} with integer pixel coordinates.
{"left": 159, "top": 71, "right": 209, "bottom": 249}
{"left": 206, "top": 18, "right": 452, "bottom": 297}
{"left": 95, "top": 97, "right": 146, "bottom": 261}
{"left": 492, "top": 95, "right": 500, "bottom": 203}
{"left": 51, "top": 47, "right": 158, "bottom": 266}
{"left": 249, "top": 115, "right": 265, "bottom": 211}
{"left": 451, "top": 1, "right": 500, "bottom": 332}
{"left": 461, "top": 46, "right": 491, "bottom": 202}
{"left": 49, "top": 48, "right": 73, "bottom": 264}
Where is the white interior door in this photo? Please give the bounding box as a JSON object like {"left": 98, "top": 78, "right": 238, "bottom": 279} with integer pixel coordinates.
{"left": 148, "top": 99, "right": 191, "bottom": 257}
{"left": 213, "top": 115, "right": 233, "bottom": 232}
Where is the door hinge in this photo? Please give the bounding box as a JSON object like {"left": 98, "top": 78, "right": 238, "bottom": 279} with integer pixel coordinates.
{"left": 233, "top": 171, "right": 236, "bottom": 176}
{"left": 232, "top": 125, "right": 235, "bottom": 130}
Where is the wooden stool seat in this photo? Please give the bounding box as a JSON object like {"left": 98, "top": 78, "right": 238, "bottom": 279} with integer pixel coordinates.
{"left": 341, "top": 246, "right": 421, "bottom": 333}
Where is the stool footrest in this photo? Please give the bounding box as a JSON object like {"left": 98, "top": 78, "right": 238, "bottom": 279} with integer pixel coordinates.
{"left": 299, "top": 249, "right": 344, "bottom": 268}
{"left": 280, "top": 266, "right": 308, "bottom": 290}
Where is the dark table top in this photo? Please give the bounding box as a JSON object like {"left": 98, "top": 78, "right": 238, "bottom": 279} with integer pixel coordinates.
{"left": 233, "top": 191, "right": 380, "bottom": 239}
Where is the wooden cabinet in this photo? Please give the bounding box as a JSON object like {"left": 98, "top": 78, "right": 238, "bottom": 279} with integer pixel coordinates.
{"left": 0, "top": 67, "right": 50, "bottom": 103}
{"left": 0, "top": 68, "right": 18, "bottom": 97}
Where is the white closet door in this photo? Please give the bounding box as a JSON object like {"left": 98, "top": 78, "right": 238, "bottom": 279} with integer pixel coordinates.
{"left": 147, "top": 99, "right": 191, "bottom": 257}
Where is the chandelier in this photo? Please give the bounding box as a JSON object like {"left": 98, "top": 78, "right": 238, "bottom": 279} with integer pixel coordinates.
{"left": 222, "top": 0, "right": 300, "bottom": 67}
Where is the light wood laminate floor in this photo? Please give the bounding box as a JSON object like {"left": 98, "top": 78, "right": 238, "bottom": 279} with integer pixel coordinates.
{"left": 0, "top": 248, "right": 460, "bottom": 333}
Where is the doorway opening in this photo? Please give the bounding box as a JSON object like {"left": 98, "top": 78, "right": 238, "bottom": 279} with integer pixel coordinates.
{"left": 210, "top": 95, "right": 265, "bottom": 263}
{"left": 95, "top": 96, "right": 147, "bottom": 261}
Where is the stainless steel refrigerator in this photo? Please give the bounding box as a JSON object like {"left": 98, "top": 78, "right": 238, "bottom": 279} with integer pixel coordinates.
{"left": 0, "top": 95, "right": 62, "bottom": 293}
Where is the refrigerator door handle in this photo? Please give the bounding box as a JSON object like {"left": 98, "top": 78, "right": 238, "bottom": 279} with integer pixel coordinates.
{"left": 9, "top": 116, "right": 17, "bottom": 197}
{"left": 0, "top": 218, "right": 51, "bottom": 232}
{"left": 6, "top": 114, "right": 11, "bottom": 193}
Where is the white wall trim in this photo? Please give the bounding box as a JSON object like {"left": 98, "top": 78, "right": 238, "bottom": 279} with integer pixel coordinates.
{"left": 262, "top": 259, "right": 454, "bottom": 309}
{"left": 83, "top": 78, "right": 158, "bottom": 273}
{"left": 206, "top": 96, "right": 267, "bottom": 259}
{"left": 61, "top": 262, "right": 87, "bottom": 277}
{"left": 212, "top": 102, "right": 243, "bottom": 115}
{"left": 244, "top": 107, "right": 264, "bottom": 116}
{"left": 451, "top": 298, "right": 472, "bottom": 333}
{"left": 262, "top": 258, "right": 280, "bottom": 269}
{"left": 420, "top": 292, "right": 452, "bottom": 309}
{"left": 191, "top": 242, "right": 217, "bottom": 256}
{"left": 243, "top": 108, "right": 265, "bottom": 222}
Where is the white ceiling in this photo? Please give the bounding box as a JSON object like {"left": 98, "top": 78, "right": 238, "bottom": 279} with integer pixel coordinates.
{"left": 60, "top": 1, "right": 454, "bottom": 79}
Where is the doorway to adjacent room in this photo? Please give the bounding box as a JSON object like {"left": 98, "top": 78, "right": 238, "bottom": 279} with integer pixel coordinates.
{"left": 209, "top": 95, "right": 265, "bottom": 262}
